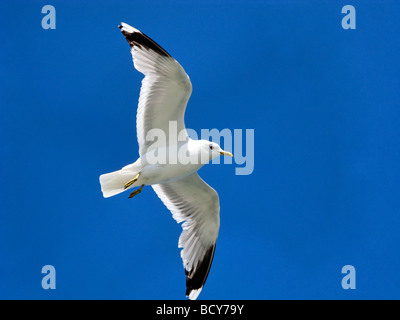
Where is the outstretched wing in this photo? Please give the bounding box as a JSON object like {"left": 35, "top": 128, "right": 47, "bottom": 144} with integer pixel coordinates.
{"left": 119, "top": 22, "right": 192, "bottom": 155}
{"left": 152, "top": 173, "right": 220, "bottom": 300}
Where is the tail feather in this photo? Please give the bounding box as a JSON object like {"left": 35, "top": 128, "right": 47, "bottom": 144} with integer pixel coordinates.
{"left": 99, "top": 169, "right": 139, "bottom": 198}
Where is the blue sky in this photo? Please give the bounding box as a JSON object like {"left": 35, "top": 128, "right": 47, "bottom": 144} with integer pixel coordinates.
{"left": 1, "top": 0, "right": 400, "bottom": 299}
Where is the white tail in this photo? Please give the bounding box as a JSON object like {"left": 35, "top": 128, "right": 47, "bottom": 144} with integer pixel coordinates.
{"left": 99, "top": 169, "right": 139, "bottom": 198}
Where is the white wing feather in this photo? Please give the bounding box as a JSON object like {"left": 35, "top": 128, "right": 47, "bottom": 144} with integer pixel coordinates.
{"left": 152, "top": 173, "right": 220, "bottom": 300}
{"left": 119, "top": 22, "right": 192, "bottom": 155}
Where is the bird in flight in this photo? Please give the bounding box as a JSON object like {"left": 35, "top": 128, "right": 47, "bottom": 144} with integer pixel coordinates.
{"left": 99, "top": 22, "right": 233, "bottom": 300}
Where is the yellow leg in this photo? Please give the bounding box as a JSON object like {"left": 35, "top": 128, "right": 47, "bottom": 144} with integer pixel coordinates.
{"left": 124, "top": 172, "right": 140, "bottom": 189}
{"left": 128, "top": 184, "right": 144, "bottom": 199}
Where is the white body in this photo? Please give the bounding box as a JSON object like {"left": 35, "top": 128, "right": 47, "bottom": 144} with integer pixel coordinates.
{"left": 100, "top": 139, "right": 219, "bottom": 198}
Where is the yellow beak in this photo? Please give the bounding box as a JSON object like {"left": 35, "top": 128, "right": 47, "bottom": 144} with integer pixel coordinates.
{"left": 220, "top": 150, "right": 233, "bottom": 157}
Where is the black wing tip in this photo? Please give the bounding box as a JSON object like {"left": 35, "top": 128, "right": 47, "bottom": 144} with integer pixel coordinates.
{"left": 185, "top": 243, "right": 216, "bottom": 300}
{"left": 118, "top": 22, "right": 171, "bottom": 57}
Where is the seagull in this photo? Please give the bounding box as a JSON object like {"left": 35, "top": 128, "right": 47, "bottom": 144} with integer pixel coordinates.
{"left": 99, "top": 22, "right": 233, "bottom": 300}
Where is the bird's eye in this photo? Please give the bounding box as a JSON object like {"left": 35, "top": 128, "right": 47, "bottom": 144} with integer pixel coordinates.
{"left": 209, "top": 145, "right": 214, "bottom": 150}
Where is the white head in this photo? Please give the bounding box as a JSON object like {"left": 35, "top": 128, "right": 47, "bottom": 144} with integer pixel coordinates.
{"left": 196, "top": 140, "right": 233, "bottom": 164}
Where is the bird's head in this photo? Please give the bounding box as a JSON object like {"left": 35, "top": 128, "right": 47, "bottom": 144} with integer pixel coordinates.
{"left": 198, "top": 140, "right": 233, "bottom": 163}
